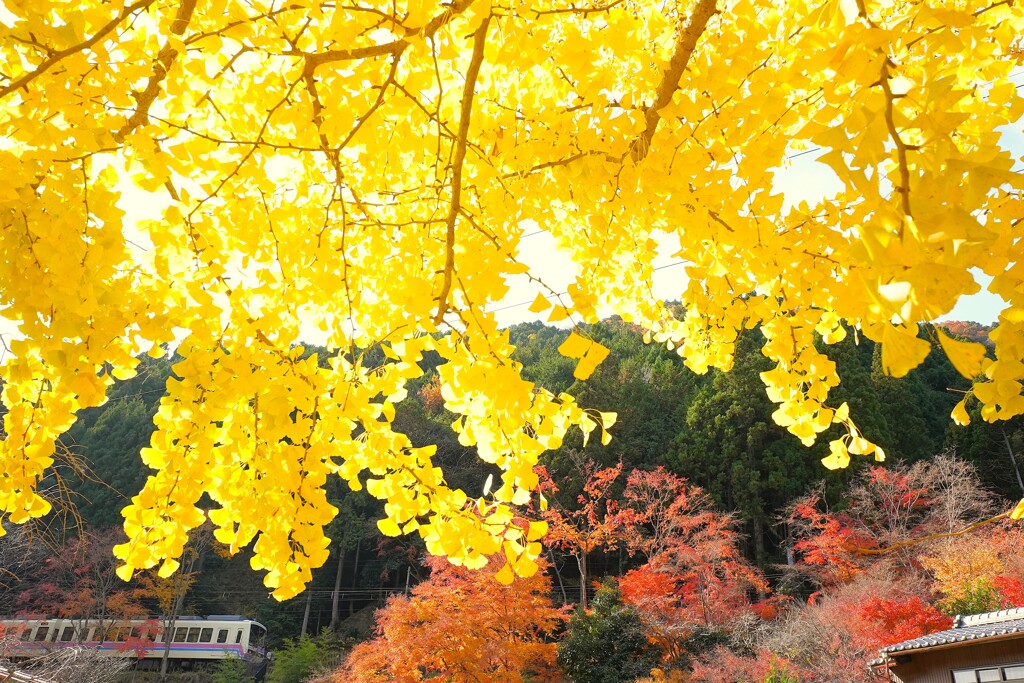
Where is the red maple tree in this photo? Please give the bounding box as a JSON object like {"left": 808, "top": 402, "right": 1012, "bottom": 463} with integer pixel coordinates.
{"left": 537, "top": 459, "right": 624, "bottom": 609}
{"left": 857, "top": 596, "right": 951, "bottom": 648}
{"left": 618, "top": 468, "right": 767, "bottom": 663}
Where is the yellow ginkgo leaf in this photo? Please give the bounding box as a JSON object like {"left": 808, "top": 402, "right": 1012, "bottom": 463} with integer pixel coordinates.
{"left": 951, "top": 398, "right": 971, "bottom": 426}
{"left": 821, "top": 439, "right": 850, "bottom": 470}
{"left": 528, "top": 293, "right": 551, "bottom": 313}
{"left": 557, "top": 332, "right": 611, "bottom": 380}
{"left": 527, "top": 520, "right": 548, "bottom": 541}
{"left": 494, "top": 561, "right": 516, "bottom": 585}
{"left": 557, "top": 331, "right": 591, "bottom": 358}
{"left": 158, "top": 558, "right": 180, "bottom": 578}
{"left": 377, "top": 518, "right": 402, "bottom": 537}
{"left": 937, "top": 328, "right": 988, "bottom": 379}
{"left": 881, "top": 323, "right": 932, "bottom": 378}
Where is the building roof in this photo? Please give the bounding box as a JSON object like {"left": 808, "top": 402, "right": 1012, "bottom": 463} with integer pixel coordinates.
{"left": 873, "top": 607, "right": 1024, "bottom": 662}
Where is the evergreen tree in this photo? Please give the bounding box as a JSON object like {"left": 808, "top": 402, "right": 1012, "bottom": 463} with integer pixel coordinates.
{"left": 557, "top": 581, "right": 662, "bottom": 683}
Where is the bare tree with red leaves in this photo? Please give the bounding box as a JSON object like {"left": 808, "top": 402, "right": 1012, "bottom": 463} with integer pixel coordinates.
{"left": 537, "top": 457, "right": 624, "bottom": 610}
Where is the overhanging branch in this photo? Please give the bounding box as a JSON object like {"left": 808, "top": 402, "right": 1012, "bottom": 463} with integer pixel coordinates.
{"left": 0, "top": 0, "right": 157, "bottom": 99}
{"left": 628, "top": 0, "right": 718, "bottom": 163}
{"left": 296, "top": 0, "right": 477, "bottom": 73}
{"left": 433, "top": 13, "right": 492, "bottom": 325}
{"left": 116, "top": 0, "right": 199, "bottom": 141}
{"left": 852, "top": 510, "right": 1011, "bottom": 557}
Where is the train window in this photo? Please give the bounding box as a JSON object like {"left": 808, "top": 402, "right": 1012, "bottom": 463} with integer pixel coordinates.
{"left": 34, "top": 627, "right": 49, "bottom": 641}
{"left": 174, "top": 628, "right": 188, "bottom": 642}
{"left": 20, "top": 628, "right": 33, "bottom": 641}
{"left": 235, "top": 630, "right": 242, "bottom": 644}
{"left": 186, "top": 627, "right": 200, "bottom": 643}
{"left": 131, "top": 627, "right": 141, "bottom": 639}
{"left": 60, "top": 627, "right": 74, "bottom": 642}
{"left": 200, "top": 628, "right": 213, "bottom": 643}
{"left": 216, "top": 629, "right": 228, "bottom": 644}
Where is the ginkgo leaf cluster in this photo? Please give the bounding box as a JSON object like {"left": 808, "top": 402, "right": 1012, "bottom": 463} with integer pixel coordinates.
{"left": 1, "top": 0, "right": 1022, "bottom": 596}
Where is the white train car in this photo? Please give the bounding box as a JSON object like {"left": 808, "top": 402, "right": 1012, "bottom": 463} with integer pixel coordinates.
{"left": 0, "top": 614, "right": 267, "bottom": 670}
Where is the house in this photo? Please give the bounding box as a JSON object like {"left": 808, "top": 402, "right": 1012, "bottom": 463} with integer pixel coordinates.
{"left": 870, "top": 607, "right": 1024, "bottom": 682}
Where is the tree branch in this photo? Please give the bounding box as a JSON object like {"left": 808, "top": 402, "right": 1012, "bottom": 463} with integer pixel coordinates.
{"left": 116, "top": 0, "right": 198, "bottom": 141}
{"left": 628, "top": 0, "right": 718, "bottom": 163}
{"left": 530, "top": 0, "right": 627, "bottom": 16}
{"left": 0, "top": 0, "right": 157, "bottom": 99}
{"left": 433, "top": 13, "right": 491, "bottom": 325}
{"left": 297, "top": 0, "right": 477, "bottom": 74}
{"left": 852, "top": 510, "right": 1010, "bottom": 557}
{"left": 878, "top": 60, "right": 913, "bottom": 225}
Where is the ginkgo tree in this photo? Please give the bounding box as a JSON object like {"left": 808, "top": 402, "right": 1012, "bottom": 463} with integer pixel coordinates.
{"left": 1, "top": 0, "right": 1022, "bottom": 598}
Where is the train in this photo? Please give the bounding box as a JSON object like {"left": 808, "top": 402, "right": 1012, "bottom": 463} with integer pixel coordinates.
{"left": 0, "top": 614, "right": 268, "bottom": 672}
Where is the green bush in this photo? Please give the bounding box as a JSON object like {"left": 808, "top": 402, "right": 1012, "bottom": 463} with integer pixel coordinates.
{"left": 211, "top": 657, "right": 255, "bottom": 683}
{"left": 557, "top": 580, "right": 662, "bottom": 683}
{"left": 267, "top": 636, "right": 325, "bottom": 683}
{"left": 942, "top": 580, "right": 1002, "bottom": 617}
{"left": 764, "top": 658, "right": 800, "bottom": 683}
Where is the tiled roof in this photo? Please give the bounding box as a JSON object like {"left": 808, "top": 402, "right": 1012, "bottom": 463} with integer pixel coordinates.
{"left": 878, "top": 608, "right": 1024, "bottom": 657}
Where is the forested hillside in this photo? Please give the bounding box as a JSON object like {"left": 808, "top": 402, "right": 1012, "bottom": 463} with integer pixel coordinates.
{"left": 4, "top": 319, "right": 1022, "bottom": 681}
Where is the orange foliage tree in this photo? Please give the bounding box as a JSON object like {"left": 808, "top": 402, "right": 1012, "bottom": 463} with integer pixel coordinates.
{"left": 919, "top": 520, "right": 1024, "bottom": 613}
{"left": 335, "top": 555, "right": 567, "bottom": 682}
